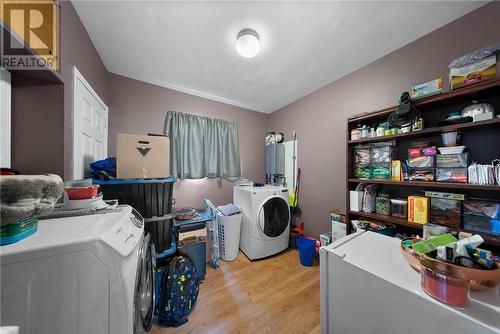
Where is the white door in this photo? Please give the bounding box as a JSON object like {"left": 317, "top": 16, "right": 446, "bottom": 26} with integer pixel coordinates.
{"left": 73, "top": 66, "right": 108, "bottom": 179}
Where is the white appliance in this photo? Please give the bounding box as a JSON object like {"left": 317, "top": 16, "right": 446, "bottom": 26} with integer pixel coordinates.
{"left": 320, "top": 231, "right": 500, "bottom": 334}
{"left": 234, "top": 185, "right": 290, "bottom": 260}
{"left": 0, "top": 205, "right": 155, "bottom": 334}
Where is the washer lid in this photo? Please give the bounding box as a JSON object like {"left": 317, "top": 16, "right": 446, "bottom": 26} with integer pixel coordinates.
{"left": 258, "top": 196, "right": 290, "bottom": 238}
{"left": 1, "top": 206, "right": 134, "bottom": 264}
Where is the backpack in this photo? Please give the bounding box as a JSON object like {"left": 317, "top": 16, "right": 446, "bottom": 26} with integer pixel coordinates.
{"left": 156, "top": 255, "right": 200, "bottom": 327}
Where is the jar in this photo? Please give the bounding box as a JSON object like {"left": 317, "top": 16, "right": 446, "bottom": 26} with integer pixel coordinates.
{"left": 391, "top": 198, "right": 408, "bottom": 218}
{"left": 361, "top": 125, "right": 369, "bottom": 138}
{"left": 412, "top": 117, "right": 424, "bottom": 131}
{"left": 376, "top": 192, "right": 391, "bottom": 216}
{"left": 351, "top": 128, "right": 361, "bottom": 140}
{"left": 376, "top": 126, "right": 385, "bottom": 137}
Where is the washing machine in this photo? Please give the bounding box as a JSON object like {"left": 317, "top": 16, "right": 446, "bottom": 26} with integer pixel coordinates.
{"left": 0, "top": 205, "right": 155, "bottom": 334}
{"left": 234, "top": 185, "right": 290, "bottom": 260}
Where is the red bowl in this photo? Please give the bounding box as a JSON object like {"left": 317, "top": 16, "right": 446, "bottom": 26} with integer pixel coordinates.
{"left": 65, "top": 185, "right": 100, "bottom": 200}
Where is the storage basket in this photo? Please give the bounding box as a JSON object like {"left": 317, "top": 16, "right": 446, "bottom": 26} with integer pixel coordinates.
{"left": 217, "top": 209, "right": 242, "bottom": 261}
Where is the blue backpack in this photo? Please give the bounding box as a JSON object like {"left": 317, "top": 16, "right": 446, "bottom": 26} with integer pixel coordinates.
{"left": 156, "top": 255, "right": 200, "bottom": 327}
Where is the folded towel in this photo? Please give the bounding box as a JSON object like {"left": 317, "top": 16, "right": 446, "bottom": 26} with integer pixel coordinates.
{"left": 217, "top": 204, "right": 241, "bottom": 216}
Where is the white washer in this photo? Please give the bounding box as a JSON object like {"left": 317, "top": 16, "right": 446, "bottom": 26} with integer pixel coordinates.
{"left": 0, "top": 205, "right": 155, "bottom": 334}
{"left": 234, "top": 185, "right": 290, "bottom": 260}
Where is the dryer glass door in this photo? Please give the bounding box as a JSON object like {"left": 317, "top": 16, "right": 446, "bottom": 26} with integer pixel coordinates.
{"left": 134, "top": 233, "right": 155, "bottom": 334}
{"left": 258, "top": 197, "right": 289, "bottom": 238}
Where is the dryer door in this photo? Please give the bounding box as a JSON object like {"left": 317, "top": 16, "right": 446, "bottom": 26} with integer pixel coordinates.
{"left": 257, "top": 196, "right": 290, "bottom": 238}
{"left": 134, "top": 233, "right": 155, "bottom": 334}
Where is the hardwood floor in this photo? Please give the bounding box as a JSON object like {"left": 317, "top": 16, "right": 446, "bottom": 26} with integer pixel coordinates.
{"left": 152, "top": 249, "right": 320, "bottom": 334}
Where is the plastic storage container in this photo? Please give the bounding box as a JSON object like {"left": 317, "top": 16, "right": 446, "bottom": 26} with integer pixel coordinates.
{"left": 217, "top": 210, "right": 242, "bottom": 262}
{"left": 391, "top": 198, "right": 408, "bottom": 219}
{"left": 436, "top": 153, "right": 468, "bottom": 168}
{"left": 463, "top": 200, "right": 500, "bottom": 236}
{"left": 95, "top": 178, "right": 175, "bottom": 218}
{"left": 145, "top": 216, "right": 173, "bottom": 253}
{"left": 0, "top": 217, "right": 38, "bottom": 246}
{"left": 436, "top": 168, "right": 467, "bottom": 183}
{"left": 376, "top": 192, "right": 391, "bottom": 216}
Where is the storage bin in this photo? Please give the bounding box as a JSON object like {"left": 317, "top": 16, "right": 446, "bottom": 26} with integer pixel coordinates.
{"left": 436, "top": 153, "right": 468, "bottom": 168}
{"left": 217, "top": 210, "right": 242, "bottom": 261}
{"left": 95, "top": 178, "right": 175, "bottom": 218}
{"left": 430, "top": 197, "right": 463, "bottom": 229}
{"left": 408, "top": 156, "right": 434, "bottom": 168}
{"left": 409, "top": 168, "right": 434, "bottom": 182}
{"left": 436, "top": 168, "right": 467, "bottom": 183}
{"left": 463, "top": 200, "right": 500, "bottom": 236}
{"left": 145, "top": 216, "right": 173, "bottom": 253}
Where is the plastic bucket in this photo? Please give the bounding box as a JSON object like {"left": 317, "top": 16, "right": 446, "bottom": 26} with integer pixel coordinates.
{"left": 297, "top": 236, "right": 316, "bottom": 267}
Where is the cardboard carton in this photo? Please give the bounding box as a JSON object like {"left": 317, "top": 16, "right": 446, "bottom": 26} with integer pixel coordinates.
{"left": 116, "top": 134, "right": 170, "bottom": 179}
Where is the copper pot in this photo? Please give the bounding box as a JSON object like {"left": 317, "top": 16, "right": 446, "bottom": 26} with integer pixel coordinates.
{"left": 400, "top": 239, "right": 500, "bottom": 290}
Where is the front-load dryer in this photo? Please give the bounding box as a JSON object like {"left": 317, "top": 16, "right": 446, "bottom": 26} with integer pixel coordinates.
{"left": 234, "top": 185, "right": 290, "bottom": 260}
{"left": 0, "top": 205, "right": 155, "bottom": 334}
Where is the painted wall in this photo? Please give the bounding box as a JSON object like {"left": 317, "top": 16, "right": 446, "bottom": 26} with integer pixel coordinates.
{"left": 60, "top": 1, "right": 109, "bottom": 180}
{"left": 10, "top": 1, "right": 109, "bottom": 178}
{"left": 268, "top": 1, "right": 500, "bottom": 237}
{"left": 107, "top": 73, "right": 268, "bottom": 207}
{"left": 11, "top": 75, "right": 64, "bottom": 175}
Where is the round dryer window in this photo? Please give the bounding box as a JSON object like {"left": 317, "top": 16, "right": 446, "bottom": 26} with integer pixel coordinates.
{"left": 258, "top": 197, "right": 289, "bottom": 238}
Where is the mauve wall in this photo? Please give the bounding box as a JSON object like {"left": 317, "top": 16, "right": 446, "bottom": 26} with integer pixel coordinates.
{"left": 107, "top": 73, "right": 268, "bottom": 208}
{"left": 268, "top": 2, "right": 500, "bottom": 237}
{"left": 61, "top": 1, "right": 109, "bottom": 180}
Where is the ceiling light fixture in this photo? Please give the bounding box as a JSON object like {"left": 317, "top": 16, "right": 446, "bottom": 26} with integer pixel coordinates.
{"left": 236, "top": 29, "right": 260, "bottom": 58}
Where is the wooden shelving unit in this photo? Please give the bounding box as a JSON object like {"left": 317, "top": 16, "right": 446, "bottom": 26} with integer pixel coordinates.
{"left": 345, "top": 78, "right": 500, "bottom": 249}
{"left": 348, "top": 178, "right": 500, "bottom": 191}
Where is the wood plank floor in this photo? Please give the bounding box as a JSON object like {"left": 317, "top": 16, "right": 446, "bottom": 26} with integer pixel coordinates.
{"left": 152, "top": 249, "right": 320, "bottom": 334}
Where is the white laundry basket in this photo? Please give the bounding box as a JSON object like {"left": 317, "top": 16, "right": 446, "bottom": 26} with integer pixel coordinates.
{"left": 217, "top": 209, "right": 242, "bottom": 262}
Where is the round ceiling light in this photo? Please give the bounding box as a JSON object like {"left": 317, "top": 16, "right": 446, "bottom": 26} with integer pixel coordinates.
{"left": 236, "top": 29, "right": 260, "bottom": 58}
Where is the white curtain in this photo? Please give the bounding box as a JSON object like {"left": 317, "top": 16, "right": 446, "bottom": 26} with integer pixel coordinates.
{"left": 164, "top": 111, "right": 241, "bottom": 180}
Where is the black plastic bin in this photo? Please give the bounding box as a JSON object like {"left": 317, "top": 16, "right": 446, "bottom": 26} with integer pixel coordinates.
{"left": 97, "top": 179, "right": 174, "bottom": 218}
{"left": 145, "top": 215, "right": 174, "bottom": 253}
{"left": 93, "top": 178, "right": 176, "bottom": 252}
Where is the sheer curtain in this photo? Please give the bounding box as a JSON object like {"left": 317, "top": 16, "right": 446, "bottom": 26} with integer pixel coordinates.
{"left": 164, "top": 111, "right": 241, "bottom": 180}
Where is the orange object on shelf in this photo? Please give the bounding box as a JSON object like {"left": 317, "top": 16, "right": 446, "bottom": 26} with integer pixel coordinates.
{"left": 64, "top": 185, "right": 100, "bottom": 200}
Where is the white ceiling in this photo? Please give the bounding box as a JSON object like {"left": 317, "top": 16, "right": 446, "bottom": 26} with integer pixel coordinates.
{"left": 73, "top": 1, "right": 486, "bottom": 113}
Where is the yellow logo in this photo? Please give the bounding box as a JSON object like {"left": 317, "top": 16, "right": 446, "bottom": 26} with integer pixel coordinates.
{"left": 0, "top": 0, "right": 58, "bottom": 70}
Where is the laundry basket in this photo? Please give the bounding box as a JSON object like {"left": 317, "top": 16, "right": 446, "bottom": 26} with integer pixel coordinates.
{"left": 217, "top": 209, "right": 242, "bottom": 262}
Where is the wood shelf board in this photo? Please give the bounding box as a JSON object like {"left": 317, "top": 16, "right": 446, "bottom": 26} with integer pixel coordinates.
{"left": 348, "top": 210, "right": 424, "bottom": 229}
{"left": 348, "top": 78, "right": 500, "bottom": 123}
{"left": 348, "top": 179, "right": 500, "bottom": 191}
{"left": 348, "top": 118, "right": 500, "bottom": 145}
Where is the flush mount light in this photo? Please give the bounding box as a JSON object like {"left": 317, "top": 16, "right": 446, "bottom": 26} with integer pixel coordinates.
{"left": 236, "top": 29, "right": 260, "bottom": 58}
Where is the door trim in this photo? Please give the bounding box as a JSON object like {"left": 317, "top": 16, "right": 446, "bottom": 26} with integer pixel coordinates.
{"left": 72, "top": 66, "right": 108, "bottom": 179}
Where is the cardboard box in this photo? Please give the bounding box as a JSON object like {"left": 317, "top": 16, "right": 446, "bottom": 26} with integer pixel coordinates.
{"left": 449, "top": 56, "right": 496, "bottom": 90}
{"left": 116, "top": 134, "right": 170, "bottom": 179}
{"left": 408, "top": 196, "right": 430, "bottom": 225}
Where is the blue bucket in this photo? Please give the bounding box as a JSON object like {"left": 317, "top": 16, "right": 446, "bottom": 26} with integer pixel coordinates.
{"left": 297, "top": 236, "right": 316, "bottom": 267}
